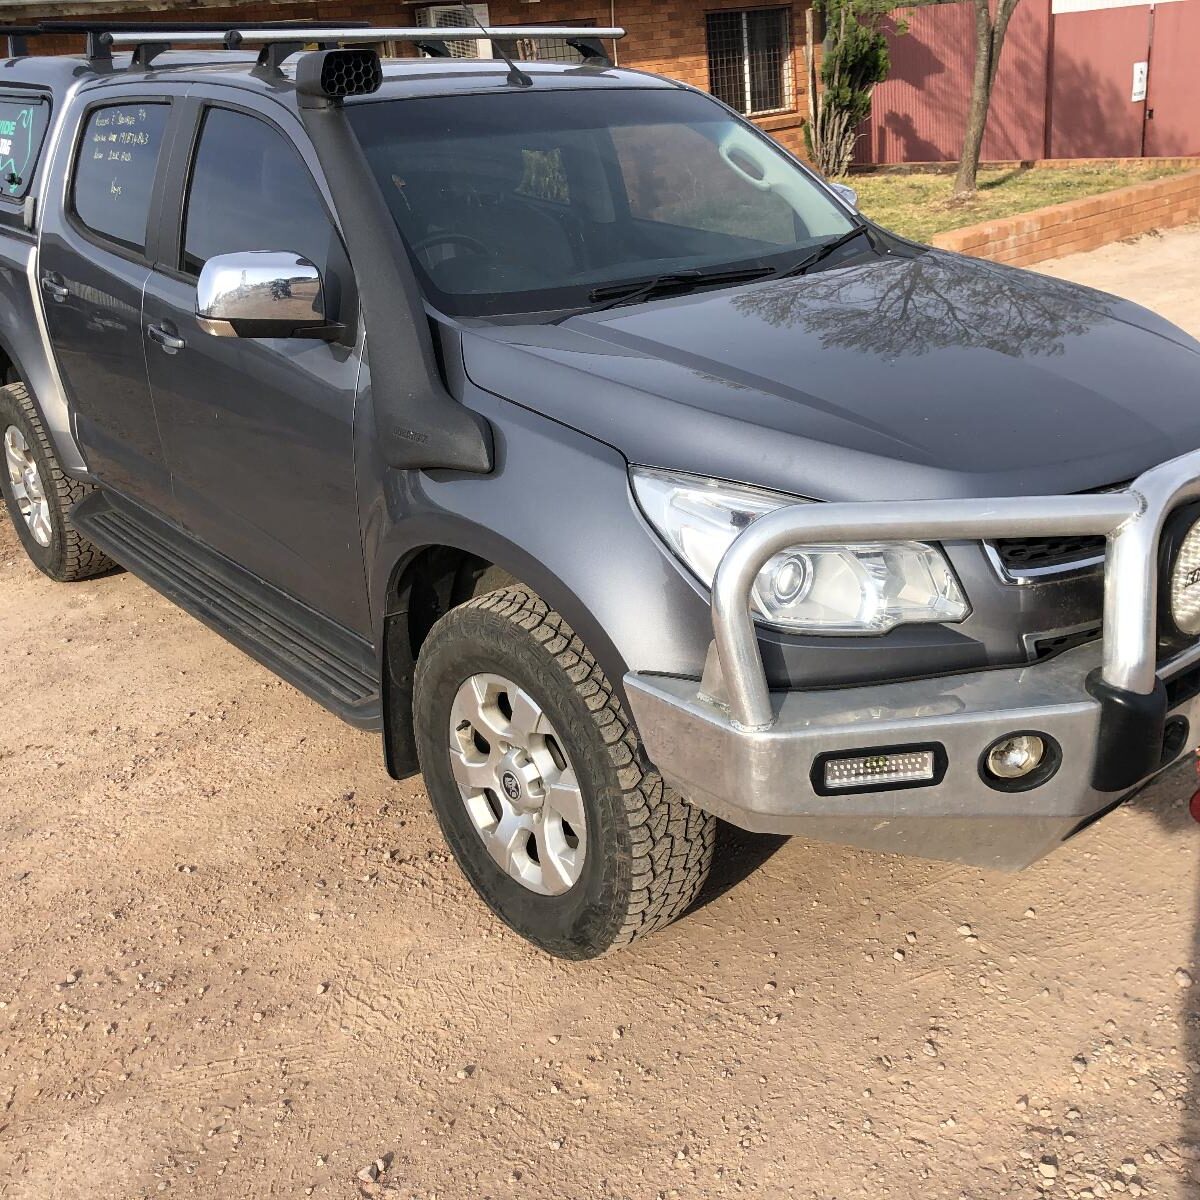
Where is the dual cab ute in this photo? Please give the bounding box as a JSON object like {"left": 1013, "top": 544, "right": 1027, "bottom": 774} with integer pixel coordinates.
{"left": 5, "top": 21, "right": 1200, "bottom": 958}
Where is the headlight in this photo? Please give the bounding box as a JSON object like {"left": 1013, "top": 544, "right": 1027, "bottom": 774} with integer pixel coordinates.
{"left": 630, "top": 467, "right": 970, "bottom": 634}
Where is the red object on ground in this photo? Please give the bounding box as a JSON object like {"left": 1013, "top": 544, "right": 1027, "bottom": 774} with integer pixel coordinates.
{"left": 1189, "top": 790, "right": 1200, "bottom": 824}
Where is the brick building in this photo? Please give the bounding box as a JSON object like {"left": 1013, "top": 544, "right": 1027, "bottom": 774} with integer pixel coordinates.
{"left": 13, "top": 1, "right": 815, "bottom": 156}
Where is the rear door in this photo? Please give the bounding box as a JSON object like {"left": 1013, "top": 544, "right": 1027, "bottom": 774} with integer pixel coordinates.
{"left": 141, "top": 94, "right": 369, "bottom": 636}
{"left": 37, "top": 87, "right": 178, "bottom": 515}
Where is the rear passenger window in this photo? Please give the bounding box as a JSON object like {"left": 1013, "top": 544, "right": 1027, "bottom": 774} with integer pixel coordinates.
{"left": 0, "top": 95, "right": 51, "bottom": 201}
{"left": 181, "top": 108, "right": 333, "bottom": 277}
{"left": 73, "top": 103, "right": 169, "bottom": 254}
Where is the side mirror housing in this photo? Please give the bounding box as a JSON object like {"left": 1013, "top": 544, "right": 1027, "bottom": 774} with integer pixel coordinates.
{"left": 196, "top": 251, "right": 342, "bottom": 340}
{"left": 829, "top": 182, "right": 859, "bottom": 211}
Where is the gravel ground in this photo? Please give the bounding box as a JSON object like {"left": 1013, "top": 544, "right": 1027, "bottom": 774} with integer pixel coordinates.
{"left": 3, "top": 228, "right": 1200, "bottom": 1200}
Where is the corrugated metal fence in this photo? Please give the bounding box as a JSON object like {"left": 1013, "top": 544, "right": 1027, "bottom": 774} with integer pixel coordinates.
{"left": 856, "top": 0, "right": 1199, "bottom": 164}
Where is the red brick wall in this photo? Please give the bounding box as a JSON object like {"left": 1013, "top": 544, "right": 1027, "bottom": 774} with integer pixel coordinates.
{"left": 21, "top": 1, "right": 814, "bottom": 156}
{"left": 931, "top": 169, "right": 1200, "bottom": 267}
{"left": 483, "top": 0, "right": 813, "bottom": 155}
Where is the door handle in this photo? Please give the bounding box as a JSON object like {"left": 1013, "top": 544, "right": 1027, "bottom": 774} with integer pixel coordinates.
{"left": 40, "top": 275, "right": 68, "bottom": 302}
{"left": 146, "top": 323, "right": 186, "bottom": 353}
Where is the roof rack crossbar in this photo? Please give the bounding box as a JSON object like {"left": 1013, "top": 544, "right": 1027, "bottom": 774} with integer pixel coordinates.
{"left": 101, "top": 26, "right": 624, "bottom": 46}
{"left": 35, "top": 19, "right": 372, "bottom": 34}
{"left": 0, "top": 25, "right": 39, "bottom": 57}
{"left": 0, "top": 22, "right": 625, "bottom": 68}
{"left": 8, "top": 19, "right": 373, "bottom": 64}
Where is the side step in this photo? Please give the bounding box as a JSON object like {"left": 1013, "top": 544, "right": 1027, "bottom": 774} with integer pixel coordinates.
{"left": 73, "top": 491, "right": 382, "bottom": 730}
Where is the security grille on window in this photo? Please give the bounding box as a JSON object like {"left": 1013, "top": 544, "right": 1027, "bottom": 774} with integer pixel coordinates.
{"left": 706, "top": 7, "right": 795, "bottom": 117}
{"left": 499, "top": 20, "right": 597, "bottom": 64}
{"left": 416, "top": 4, "right": 491, "bottom": 59}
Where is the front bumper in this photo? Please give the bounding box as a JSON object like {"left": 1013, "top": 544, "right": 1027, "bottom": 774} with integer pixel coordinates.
{"left": 625, "top": 449, "right": 1200, "bottom": 871}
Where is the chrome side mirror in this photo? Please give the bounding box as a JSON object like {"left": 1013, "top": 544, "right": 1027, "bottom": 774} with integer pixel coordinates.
{"left": 829, "top": 182, "right": 859, "bottom": 210}
{"left": 196, "top": 251, "right": 339, "bottom": 340}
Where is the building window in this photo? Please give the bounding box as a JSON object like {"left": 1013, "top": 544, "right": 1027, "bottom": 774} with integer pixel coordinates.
{"left": 415, "top": 4, "right": 492, "bottom": 59}
{"left": 414, "top": 7, "right": 597, "bottom": 64}
{"left": 706, "top": 8, "right": 795, "bottom": 117}
{"left": 497, "top": 20, "right": 598, "bottom": 64}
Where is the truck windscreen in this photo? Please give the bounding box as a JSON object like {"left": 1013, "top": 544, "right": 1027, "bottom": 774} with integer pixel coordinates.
{"left": 346, "top": 87, "right": 856, "bottom": 318}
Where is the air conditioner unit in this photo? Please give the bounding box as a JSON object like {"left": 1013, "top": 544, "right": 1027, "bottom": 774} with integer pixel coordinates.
{"left": 416, "top": 4, "right": 491, "bottom": 59}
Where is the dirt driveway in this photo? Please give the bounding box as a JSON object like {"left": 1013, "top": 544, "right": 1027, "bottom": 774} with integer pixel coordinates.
{"left": 4, "top": 228, "right": 1200, "bottom": 1200}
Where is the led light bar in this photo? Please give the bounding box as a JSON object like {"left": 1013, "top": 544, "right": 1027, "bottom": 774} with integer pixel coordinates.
{"left": 812, "top": 744, "right": 946, "bottom": 795}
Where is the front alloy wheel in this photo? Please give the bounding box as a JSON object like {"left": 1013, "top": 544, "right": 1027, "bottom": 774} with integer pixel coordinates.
{"left": 414, "top": 587, "right": 716, "bottom": 959}
{"left": 450, "top": 672, "right": 587, "bottom": 896}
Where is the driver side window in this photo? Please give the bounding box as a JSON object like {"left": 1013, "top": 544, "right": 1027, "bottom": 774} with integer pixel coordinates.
{"left": 181, "top": 107, "right": 335, "bottom": 278}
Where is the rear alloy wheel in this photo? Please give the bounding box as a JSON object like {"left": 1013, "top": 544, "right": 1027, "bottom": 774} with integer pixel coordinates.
{"left": 414, "top": 587, "right": 716, "bottom": 959}
{"left": 0, "top": 381, "right": 115, "bottom": 582}
{"left": 4, "top": 424, "right": 52, "bottom": 548}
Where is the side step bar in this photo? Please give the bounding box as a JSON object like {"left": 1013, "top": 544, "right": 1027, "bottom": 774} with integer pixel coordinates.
{"left": 73, "top": 491, "right": 382, "bottom": 730}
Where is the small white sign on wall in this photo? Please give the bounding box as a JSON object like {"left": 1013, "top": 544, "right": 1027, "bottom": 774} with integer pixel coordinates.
{"left": 1131, "top": 60, "right": 1149, "bottom": 103}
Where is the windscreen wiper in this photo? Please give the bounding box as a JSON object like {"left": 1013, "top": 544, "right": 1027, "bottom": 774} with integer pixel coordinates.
{"left": 779, "top": 224, "right": 875, "bottom": 279}
{"left": 584, "top": 265, "right": 776, "bottom": 313}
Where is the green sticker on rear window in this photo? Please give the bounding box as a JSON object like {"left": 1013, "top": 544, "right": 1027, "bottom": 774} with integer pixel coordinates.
{"left": 0, "top": 98, "right": 49, "bottom": 199}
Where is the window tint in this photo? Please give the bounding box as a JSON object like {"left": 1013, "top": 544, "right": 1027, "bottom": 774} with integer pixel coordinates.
{"left": 348, "top": 90, "right": 854, "bottom": 318}
{"left": 611, "top": 123, "right": 796, "bottom": 245}
{"left": 182, "top": 108, "right": 333, "bottom": 276}
{"left": 0, "top": 96, "right": 51, "bottom": 200}
{"left": 73, "top": 103, "right": 169, "bottom": 253}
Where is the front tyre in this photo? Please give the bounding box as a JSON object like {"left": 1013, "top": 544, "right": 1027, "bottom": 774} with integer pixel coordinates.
{"left": 0, "top": 382, "right": 114, "bottom": 582}
{"left": 413, "top": 588, "right": 716, "bottom": 959}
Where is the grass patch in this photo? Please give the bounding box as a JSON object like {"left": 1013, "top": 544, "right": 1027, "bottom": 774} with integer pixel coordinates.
{"left": 851, "top": 163, "right": 1191, "bottom": 244}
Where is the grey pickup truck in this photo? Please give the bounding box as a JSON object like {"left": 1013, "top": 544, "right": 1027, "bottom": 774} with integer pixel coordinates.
{"left": 5, "top": 20, "right": 1200, "bottom": 959}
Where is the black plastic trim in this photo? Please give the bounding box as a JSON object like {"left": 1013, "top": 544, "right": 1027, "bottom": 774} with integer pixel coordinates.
{"left": 1086, "top": 669, "right": 1168, "bottom": 792}
{"left": 72, "top": 489, "right": 382, "bottom": 730}
{"left": 296, "top": 100, "right": 493, "bottom": 474}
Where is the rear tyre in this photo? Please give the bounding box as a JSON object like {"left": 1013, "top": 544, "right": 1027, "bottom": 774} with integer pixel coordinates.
{"left": 413, "top": 587, "right": 716, "bottom": 959}
{"left": 0, "top": 381, "right": 114, "bottom": 582}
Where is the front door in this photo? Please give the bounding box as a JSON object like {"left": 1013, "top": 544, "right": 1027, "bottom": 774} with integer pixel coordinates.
{"left": 38, "top": 95, "right": 176, "bottom": 515}
{"left": 141, "top": 100, "right": 369, "bottom": 636}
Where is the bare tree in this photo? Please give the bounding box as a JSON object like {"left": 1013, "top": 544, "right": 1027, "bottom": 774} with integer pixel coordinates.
{"left": 953, "top": 0, "right": 1022, "bottom": 199}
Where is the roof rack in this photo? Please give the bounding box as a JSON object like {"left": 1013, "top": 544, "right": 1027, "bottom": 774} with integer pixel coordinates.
{"left": 6, "top": 19, "right": 371, "bottom": 66}
{"left": 0, "top": 25, "right": 43, "bottom": 57}
{"left": 1, "top": 21, "right": 625, "bottom": 70}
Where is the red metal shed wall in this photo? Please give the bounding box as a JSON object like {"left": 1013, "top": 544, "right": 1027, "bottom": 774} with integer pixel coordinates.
{"left": 1145, "top": 1, "right": 1200, "bottom": 156}
{"left": 857, "top": 0, "right": 1050, "bottom": 165}
{"left": 1048, "top": 6, "right": 1151, "bottom": 158}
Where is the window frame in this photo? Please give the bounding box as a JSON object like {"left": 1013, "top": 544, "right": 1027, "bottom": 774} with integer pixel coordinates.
{"left": 0, "top": 88, "right": 52, "bottom": 208}
{"left": 147, "top": 92, "right": 356, "bottom": 332}
{"left": 175, "top": 101, "right": 340, "bottom": 281}
{"left": 705, "top": 6, "right": 797, "bottom": 119}
{"left": 67, "top": 96, "right": 176, "bottom": 266}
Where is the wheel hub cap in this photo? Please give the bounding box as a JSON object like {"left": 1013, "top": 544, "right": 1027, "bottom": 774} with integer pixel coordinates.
{"left": 448, "top": 673, "right": 586, "bottom": 896}
{"left": 3, "top": 425, "right": 51, "bottom": 547}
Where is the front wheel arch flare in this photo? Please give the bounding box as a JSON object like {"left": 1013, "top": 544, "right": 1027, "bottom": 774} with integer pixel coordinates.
{"left": 379, "top": 542, "right": 625, "bottom": 781}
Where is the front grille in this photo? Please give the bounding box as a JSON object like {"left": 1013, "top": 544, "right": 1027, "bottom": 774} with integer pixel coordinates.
{"left": 1030, "top": 624, "right": 1101, "bottom": 662}
{"left": 994, "top": 534, "right": 1106, "bottom": 575}
{"left": 992, "top": 481, "right": 1130, "bottom": 579}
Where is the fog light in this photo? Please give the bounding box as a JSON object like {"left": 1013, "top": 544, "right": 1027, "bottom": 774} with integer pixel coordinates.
{"left": 985, "top": 734, "right": 1045, "bottom": 780}
{"left": 821, "top": 748, "right": 937, "bottom": 791}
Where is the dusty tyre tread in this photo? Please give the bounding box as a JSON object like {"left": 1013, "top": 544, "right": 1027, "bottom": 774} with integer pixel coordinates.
{"left": 458, "top": 587, "right": 716, "bottom": 954}
{"left": 0, "top": 381, "right": 114, "bottom": 581}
